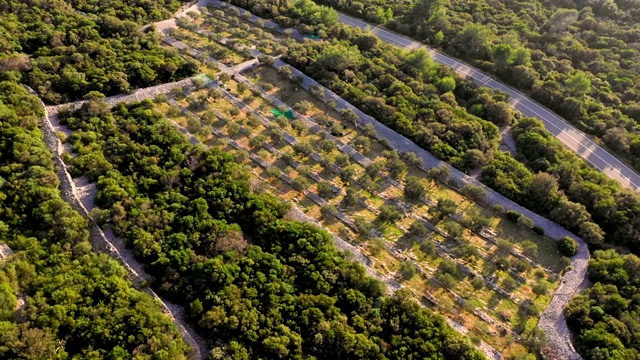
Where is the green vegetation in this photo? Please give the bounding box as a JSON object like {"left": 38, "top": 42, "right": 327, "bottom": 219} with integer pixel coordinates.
{"left": 566, "top": 250, "right": 640, "bottom": 359}
{"left": 223, "top": 0, "right": 640, "bottom": 255}
{"left": 0, "top": 82, "right": 189, "bottom": 358}
{"left": 305, "top": 0, "right": 640, "bottom": 174}
{"left": 284, "top": 39, "right": 507, "bottom": 168}
{"left": 558, "top": 236, "right": 579, "bottom": 257}
{"left": 157, "top": 61, "right": 560, "bottom": 354}
{"left": 60, "top": 99, "right": 484, "bottom": 359}
{"left": 0, "top": 0, "right": 196, "bottom": 103}
{"left": 67, "top": 0, "right": 190, "bottom": 22}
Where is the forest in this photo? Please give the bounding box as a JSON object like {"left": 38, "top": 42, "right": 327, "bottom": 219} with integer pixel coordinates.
{"left": 565, "top": 250, "right": 640, "bottom": 358}
{"left": 0, "top": 82, "right": 190, "bottom": 358}
{"left": 59, "top": 99, "right": 484, "bottom": 359}
{"left": 2, "top": 0, "right": 640, "bottom": 358}
{"left": 309, "top": 0, "right": 640, "bottom": 173}
{"left": 0, "top": 0, "right": 197, "bottom": 104}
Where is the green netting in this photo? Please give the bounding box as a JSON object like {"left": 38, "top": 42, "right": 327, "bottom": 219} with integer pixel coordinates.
{"left": 305, "top": 35, "right": 321, "bottom": 40}
{"left": 284, "top": 109, "right": 295, "bottom": 119}
{"left": 270, "top": 109, "right": 296, "bottom": 120}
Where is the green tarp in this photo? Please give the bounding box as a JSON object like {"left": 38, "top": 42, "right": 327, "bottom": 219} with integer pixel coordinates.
{"left": 270, "top": 108, "right": 295, "bottom": 120}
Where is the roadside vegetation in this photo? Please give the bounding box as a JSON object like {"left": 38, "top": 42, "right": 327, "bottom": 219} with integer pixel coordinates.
{"left": 313, "top": 0, "right": 640, "bottom": 175}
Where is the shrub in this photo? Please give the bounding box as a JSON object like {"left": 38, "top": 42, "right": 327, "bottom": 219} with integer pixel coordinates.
{"left": 399, "top": 261, "right": 418, "bottom": 280}
{"left": 558, "top": 236, "right": 579, "bottom": 257}
{"left": 506, "top": 210, "right": 521, "bottom": 222}
{"left": 517, "top": 215, "right": 534, "bottom": 229}
{"left": 532, "top": 226, "right": 545, "bottom": 236}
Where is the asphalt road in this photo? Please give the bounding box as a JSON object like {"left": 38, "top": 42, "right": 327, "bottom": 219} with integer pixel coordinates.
{"left": 338, "top": 13, "right": 640, "bottom": 191}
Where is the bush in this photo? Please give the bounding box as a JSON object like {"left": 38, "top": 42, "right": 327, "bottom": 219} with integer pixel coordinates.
{"left": 517, "top": 215, "right": 535, "bottom": 229}
{"left": 521, "top": 241, "right": 539, "bottom": 257}
{"left": 419, "top": 240, "right": 436, "bottom": 257}
{"left": 506, "top": 210, "right": 521, "bottom": 222}
{"left": 532, "top": 226, "right": 545, "bottom": 236}
{"left": 558, "top": 236, "right": 579, "bottom": 257}
{"left": 437, "top": 273, "right": 457, "bottom": 289}
{"left": 409, "top": 220, "right": 428, "bottom": 237}
{"left": 399, "top": 261, "right": 418, "bottom": 280}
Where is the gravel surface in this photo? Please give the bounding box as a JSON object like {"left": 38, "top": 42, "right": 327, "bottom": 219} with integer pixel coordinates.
{"left": 47, "top": 78, "right": 195, "bottom": 115}
{"left": 0, "top": 243, "right": 12, "bottom": 261}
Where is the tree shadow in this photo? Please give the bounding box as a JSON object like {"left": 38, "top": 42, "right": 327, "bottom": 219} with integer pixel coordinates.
{"left": 487, "top": 292, "right": 502, "bottom": 310}
{"left": 395, "top": 233, "right": 416, "bottom": 251}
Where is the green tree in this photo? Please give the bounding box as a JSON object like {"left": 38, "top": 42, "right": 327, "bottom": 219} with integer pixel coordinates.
{"left": 377, "top": 205, "right": 402, "bottom": 224}
{"left": 436, "top": 197, "right": 458, "bottom": 220}
{"left": 399, "top": 261, "right": 418, "bottom": 280}
{"left": 404, "top": 176, "right": 426, "bottom": 199}
{"left": 565, "top": 71, "right": 591, "bottom": 96}
{"left": 409, "top": 220, "right": 429, "bottom": 237}
{"left": 558, "top": 236, "right": 579, "bottom": 257}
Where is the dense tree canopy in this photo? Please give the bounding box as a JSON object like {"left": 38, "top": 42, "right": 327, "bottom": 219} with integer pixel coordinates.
{"left": 566, "top": 250, "right": 640, "bottom": 359}
{"left": 0, "top": 0, "right": 196, "bottom": 104}
{"left": 0, "top": 82, "right": 189, "bottom": 359}
{"left": 60, "top": 100, "right": 484, "bottom": 359}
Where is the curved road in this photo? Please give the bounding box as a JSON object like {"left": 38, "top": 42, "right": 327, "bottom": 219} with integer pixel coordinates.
{"left": 338, "top": 13, "right": 640, "bottom": 191}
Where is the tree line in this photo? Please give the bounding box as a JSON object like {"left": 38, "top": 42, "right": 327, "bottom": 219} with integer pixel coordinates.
{"left": 0, "top": 81, "right": 190, "bottom": 359}
{"left": 60, "top": 99, "right": 484, "bottom": 359}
